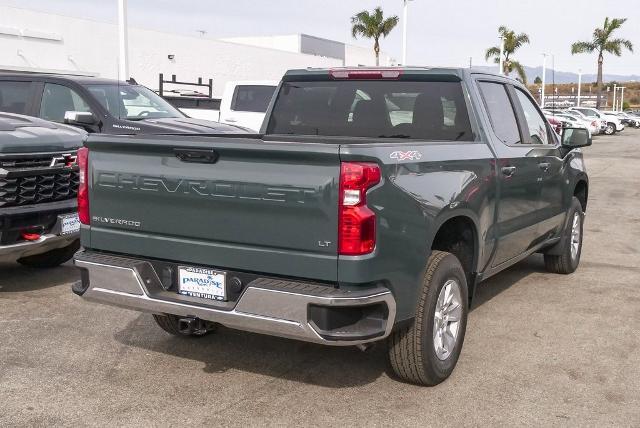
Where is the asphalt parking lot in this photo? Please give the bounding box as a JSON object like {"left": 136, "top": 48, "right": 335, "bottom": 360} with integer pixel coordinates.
{"left": 1, "top": 130, "right": 639, "bottom": 426}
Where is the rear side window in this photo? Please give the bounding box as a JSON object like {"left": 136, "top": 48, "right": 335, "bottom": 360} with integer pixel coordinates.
{"left": 40, "top": 83, "right": 92, "bottom": 122}
{"left": 477, "top": 81, "right": 521, "bottom": 145}
{"left": 514, "top": 89, "right": 550, "bottom": 145}
{"left": 0, "top": 81, "right": 31, "bottom": 114}
{"left": 267, "top": 80, "right": 474, "bottom": 140}
{"left": 231, "top": 85, "right": 276, "bottom": 112}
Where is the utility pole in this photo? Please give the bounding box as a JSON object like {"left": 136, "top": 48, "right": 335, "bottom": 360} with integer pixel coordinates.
{"left": 577, "top": 69, "right": 582, "bottom": 107}
{"left": 117, "top": 0, "right": 129, "bottom": 80}
{"left": 613, "top": 83, "right": 617, "bottom": 111}
{"left": 541, "top": 54, "right": 547, "bottom": 107}
{"left": 401, "top": 0, "right": 413, "bottom": 65}
{"left": 619, "top": 87, "right": 626, "bottom": 111}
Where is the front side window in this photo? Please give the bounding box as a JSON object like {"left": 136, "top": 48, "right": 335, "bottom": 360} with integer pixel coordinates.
{"left": 0, "top": 81, "right": 31, "bottom": 114}
{"left": 515, "top": 89, "right": 550, "bottom": 145}
{"left": 231, "top": 85, "right": 277, "bottom": 112}
{"left": 40, "top": 83, "right": 92, "bottom": 122}
{"left": 86, "top": 84, "right": 183, "bottom": 120}
{"left": 477, "top": 81, "right": 521, "bottom": 145}
{"left": 267, "top": 80, "right": 473, "bottom": 141}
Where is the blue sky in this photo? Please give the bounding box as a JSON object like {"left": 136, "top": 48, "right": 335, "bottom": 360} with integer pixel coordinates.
{"left": 1, "top": 0, "right": 638, "bottom": 75}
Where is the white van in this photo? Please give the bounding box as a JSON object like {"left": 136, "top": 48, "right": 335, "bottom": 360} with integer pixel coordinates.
{"left": 218, "top": 81, "right": 278, "bottom": 132}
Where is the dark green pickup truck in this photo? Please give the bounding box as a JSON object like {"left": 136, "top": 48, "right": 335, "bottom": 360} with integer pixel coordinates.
{"left": 72, "top": 67, "right": 590, "bottom": 385}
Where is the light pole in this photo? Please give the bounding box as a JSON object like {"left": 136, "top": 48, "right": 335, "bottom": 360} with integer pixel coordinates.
{"left": 498, "top": 34, "right": 505, "bottom": 75}
{"left": 613, "top": 83, "right": 617, "bottom": 111}
{"left": 577, "top": 68, "right": 582, "bottom": 107}
{"left": 117, "top": 0, "right": 129, "bottom": 80}
{"left": 401, "top": 0, "right": 413, "bottom": 65}
{"left": 541, "top": 54, "right": 547, "bottom": 107}
{"left": 619, "top": 87, "right": 626, "bottom": 111}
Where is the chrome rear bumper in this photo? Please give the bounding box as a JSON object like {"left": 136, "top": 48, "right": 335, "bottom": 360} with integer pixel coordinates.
{"left": 73, "top": 251, "right": 396, "bottom": 346}
{"left": 0, "top": 233, "right": 78, "bottom": 262}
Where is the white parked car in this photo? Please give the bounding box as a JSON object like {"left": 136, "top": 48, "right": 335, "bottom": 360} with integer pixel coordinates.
{"left": 218, "top": 81, "right": 278, "bottom": 132}
{"left": 569, "top": 107, "right": 621, "bottom": 135}
{"left": 602, "top": 111, "right": 625, "bottom": 133}
{"left": 560, "top": 110, "right": 600, "bottom": 135}
{"left": 554, "top": 113, "right": 592, "bottom": 136}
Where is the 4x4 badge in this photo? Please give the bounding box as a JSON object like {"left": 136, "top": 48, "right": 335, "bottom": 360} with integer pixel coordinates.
{"left": 390, "top": 150, "right": 422, "bottom": 161}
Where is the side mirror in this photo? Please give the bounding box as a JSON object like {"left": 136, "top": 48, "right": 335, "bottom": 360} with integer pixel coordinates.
{"left": 561, "top": 127, "right": 591, "bottom": 148}
{"left": 64, "top": 111, "right": 97, "bottom": 126}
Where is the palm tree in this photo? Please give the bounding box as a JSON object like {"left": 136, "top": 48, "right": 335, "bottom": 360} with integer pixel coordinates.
{"left": 571, "top": 17, "right": 633, "bottom": 109}
{"left": 351, "top": 7, "right": 399, "bottom": 66}
{"left": 485, "top": 26, "right": 530, "bottom": 83}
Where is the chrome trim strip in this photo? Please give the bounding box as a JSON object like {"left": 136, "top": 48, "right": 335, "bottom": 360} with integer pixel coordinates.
{"left": 75, "top": 257, "right": 396, "bottom": 346}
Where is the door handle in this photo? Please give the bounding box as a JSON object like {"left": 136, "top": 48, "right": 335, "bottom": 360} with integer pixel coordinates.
{"left": 225, "top": 118, "right": 237, "bottom": 123}
{"left": 501, "top": 166, "right": 517, "bottom": 177}
{"left": 538, "top": 162, "right": 550, "bottom": 172}
{"left": 174, "top": 148, "right": 219, "bottom": 164}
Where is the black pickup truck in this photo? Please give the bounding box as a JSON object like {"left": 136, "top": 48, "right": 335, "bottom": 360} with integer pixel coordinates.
{"left": 0, "top": 73, "right": 247, "bottom": 135}
{"left": 0, "top": 113, "right": 83, "bottom": 267}
{"left": 72, "top": 67, "right": 590, "bottom": 385}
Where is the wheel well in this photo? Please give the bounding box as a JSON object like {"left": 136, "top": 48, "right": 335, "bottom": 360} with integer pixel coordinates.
{"left": 431, "top": 217, "right": 477, "bottom": 287}
{"left": 574, "top": 181, "right": 588, "bottom": 212}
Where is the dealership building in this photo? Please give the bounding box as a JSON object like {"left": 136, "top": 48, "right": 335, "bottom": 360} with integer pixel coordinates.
{"left": 0, "top": 5, "right": 394, "bottom": 97}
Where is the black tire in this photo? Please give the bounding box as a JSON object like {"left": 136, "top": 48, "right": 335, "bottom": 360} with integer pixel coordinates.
{"left": 152, "top": 314, "right": 217, "bottom": 337}
{"left": 17, "top": 239, "right": 80, "bottom": 268}
{"left": 388, "top": 251, "right": 468, "bottom": 386}
{"left": 544, "top": 197, "right": 584, "bottom": 274}
{"left": 604, "top": 123, "right": 615, "bottom": 135}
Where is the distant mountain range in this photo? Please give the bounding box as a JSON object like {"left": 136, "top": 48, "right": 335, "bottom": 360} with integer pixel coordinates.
{"left": 473, "top": 65, "right": 640, "bottom": 84}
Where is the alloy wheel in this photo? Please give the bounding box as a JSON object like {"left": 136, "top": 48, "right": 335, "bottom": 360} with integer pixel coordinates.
{"left": 433, "top": 279, "right": 463, "bottom": 360}
{"left": 570, "top": 212, "right": 581, "bottom": 261}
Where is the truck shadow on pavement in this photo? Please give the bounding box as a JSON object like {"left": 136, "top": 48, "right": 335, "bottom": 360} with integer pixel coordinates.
{"left": 0, "top": 262, "right": 79, "bottom": 292}
{"left": 113, "top": 255, "right": 548, "bottom": 388}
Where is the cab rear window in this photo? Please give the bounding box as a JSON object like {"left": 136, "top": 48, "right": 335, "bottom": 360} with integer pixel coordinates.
{"left": 266, "top": 80, "right": 473, "bottom": 140}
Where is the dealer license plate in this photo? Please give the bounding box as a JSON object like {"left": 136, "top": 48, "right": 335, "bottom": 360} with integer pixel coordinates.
{"left": 60, "top": 214, "right": 80, "bottom": 235}
{"left": 178, "top": 266, "right": 226, "bottom": 301}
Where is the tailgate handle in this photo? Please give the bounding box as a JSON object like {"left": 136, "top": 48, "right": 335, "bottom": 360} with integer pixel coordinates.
{"left": 174, "top": 148, "right": 219, "bottom": 164}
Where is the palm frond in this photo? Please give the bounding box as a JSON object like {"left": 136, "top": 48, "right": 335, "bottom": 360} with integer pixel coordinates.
{"left": 571, "top": 41, "right": 596, "bottom": 55}
{"left": 510, "top": 60, "right": 527, "bottom": 84}
{"left": 380, "top": 16, "right": 399, "bottom": 37}
{"left": 351, "top": 23, "right": 367, "bottom": 39}
{"left": 485, "top": 46, "right": 501, "bottom": 61}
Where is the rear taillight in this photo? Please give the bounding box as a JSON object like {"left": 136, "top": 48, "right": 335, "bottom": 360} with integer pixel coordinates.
{"left": 338, "top": 162, "right": 381, "bottom": 255}
{"left": 77, "top": 147, "right": 90, "bottom": 225}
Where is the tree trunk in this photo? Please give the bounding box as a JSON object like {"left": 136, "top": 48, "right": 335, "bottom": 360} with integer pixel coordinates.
{"left": 374, "top": 38, "right": 380, "bottom": 66}
{"left": 596, "top": 52, "right": 604, "bottom": 109}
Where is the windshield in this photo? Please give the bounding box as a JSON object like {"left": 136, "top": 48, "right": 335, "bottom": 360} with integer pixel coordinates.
{"left": 85, "top": 84, "right": 184, "bottom": 120}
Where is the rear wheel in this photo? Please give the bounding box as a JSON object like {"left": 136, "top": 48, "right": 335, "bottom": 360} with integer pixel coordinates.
{"left": 388, "top": 251, "right": 468, "bottom": 386}
{"left": 544, "top": 197, "right": 584, "bottom": 274}
{"left": 17, "top": 239, "right": 80, "bottom": 268}
{"left": 152, "top": 314, "right": 217, "bottom": 337}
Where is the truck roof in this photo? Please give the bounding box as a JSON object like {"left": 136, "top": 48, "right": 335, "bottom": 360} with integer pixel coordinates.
{"left": 283, "top": 66, "right": 519, "bottom": 83}
{"left": 0, "top": 72, "right": 132, "bottom": 87}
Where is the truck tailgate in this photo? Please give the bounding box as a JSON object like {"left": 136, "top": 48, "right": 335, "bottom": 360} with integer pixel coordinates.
{"left": 85, "top": 135, "right": 340, "bottom": 282}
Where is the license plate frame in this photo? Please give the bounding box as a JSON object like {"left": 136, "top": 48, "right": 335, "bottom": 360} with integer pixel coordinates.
{"left": 59, "top": 213, "right": 80, "bottom": 235}
{"left": 178, "top": 266, "right": 227, "bottom": 301}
